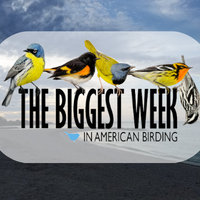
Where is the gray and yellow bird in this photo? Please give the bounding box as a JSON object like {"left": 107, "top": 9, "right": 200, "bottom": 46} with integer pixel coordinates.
{"left": 85, "top": 40, "right": 134, "bottom": 95}
{"left": 2, "top": 43, "right": 45, "bottom": 107}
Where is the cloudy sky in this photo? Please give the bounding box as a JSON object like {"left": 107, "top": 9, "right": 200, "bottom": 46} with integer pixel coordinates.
{"left": 0, "top": 0, "right": 200, "bottom": 124}
{"left": 0, "top": 0, "right": 200, "bottom": 41}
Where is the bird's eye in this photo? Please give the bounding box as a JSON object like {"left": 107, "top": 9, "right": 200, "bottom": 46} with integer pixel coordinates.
{"left": 122, "top": 67, "right": 130, "bottom": 71}
{"left": 33, "top": 50, "right": 37, "bottom": 54}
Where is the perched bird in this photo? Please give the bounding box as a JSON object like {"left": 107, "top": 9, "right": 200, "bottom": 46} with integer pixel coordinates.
{"left": 44, "top": 52, "right": 99, "bottom": 94}
{"left": 2, "top": 43, "right": 45, "bottom": 107}
{"left": 85, "top": 40, "right": 134, "bottom": 96}
{"left": 179, "top": 72, "right": 200, "bottom": 125}
{"left": 128, "top": 63, "right": 192, "bottom": 94}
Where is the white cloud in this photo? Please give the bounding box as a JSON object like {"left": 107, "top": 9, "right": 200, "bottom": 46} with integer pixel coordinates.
{"left": 150, "top": 0, "right": 194, "bottom": 20}
{"left": 22, "top": 0, "right": 139, "bottom": 31}
{"left": 11, "top": 0, "right": 36, "bottom": 12}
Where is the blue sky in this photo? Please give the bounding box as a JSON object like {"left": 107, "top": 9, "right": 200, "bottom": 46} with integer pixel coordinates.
{"left": 0, "top": 0, "right": 200, "bottom": 123}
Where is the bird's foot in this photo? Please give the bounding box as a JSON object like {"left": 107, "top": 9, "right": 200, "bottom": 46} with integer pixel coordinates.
{"left": 172, "top": 86, "right": 179, "bottom": 92}
{"left": 19, "top": 86, "right": 25, "bottom": 94}
{"left": 77, "top": 86, "right": 85, "bottom": 95}
{"left": 166, "top": 87, "right": 170, "bottom": 94}
{"left": 98, "top": 87, "right": 104, "bottom": 95}
{"left": 157, "top": 86, "right": 161, "bottom": 94}
{"left": 157, "top": 87, "right": 170, "bottom": 95}
{"left": 31, "top": 82, "right": 40, "bottom": 96}
{"left": 73, "top": 84, "right": 85, "bottom": 95}
{"left": 35, "top": 87, "right": 40, "bottom": 96}
{"left": 115, "top": 86, "right": 122, "bottom": 96}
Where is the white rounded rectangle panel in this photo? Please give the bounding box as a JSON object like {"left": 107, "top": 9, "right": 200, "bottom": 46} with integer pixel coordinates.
{"left": 0, "top": 31, "right": 200, "bottom": 163}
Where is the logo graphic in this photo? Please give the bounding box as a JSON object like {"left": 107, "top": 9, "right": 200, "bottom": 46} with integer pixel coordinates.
{"left": 65, "top": 132, "right": 80, "bottom": 142}
{"left": 1, "top": 31, "right": 200, "bottom": 164}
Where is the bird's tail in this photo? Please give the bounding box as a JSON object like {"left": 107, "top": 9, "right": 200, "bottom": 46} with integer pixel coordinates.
{"left": 43, "top": 68, "right": 57, "bottom": 74}
{"left": 2, "top": 87, "right": 15, "bottom": 107}
{"left": 128, "top": 70, "right": 142, "bottom": 79}
{"left": 128, "top": 70, "right": 136, "bottom": 76}
{"left": 84, "top": 40, "right": 97, "bottom": 54}
{"left": 85, "top": 40, "right": 118, "bottom": 65}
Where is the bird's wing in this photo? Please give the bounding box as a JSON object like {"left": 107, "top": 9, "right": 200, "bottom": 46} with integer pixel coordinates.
{"left": 4, "top": 55, "right": 32, "bottom": 81}
{"left": 85, "top": 40, "right": 118, "bottom": 76}
{"left": 46, "top": 58, "right": 87, "bottom": 78}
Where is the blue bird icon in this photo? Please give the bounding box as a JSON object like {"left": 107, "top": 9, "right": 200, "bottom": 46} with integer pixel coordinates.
{"left": 65, "top": 132, "right": 80, "bottom": 142}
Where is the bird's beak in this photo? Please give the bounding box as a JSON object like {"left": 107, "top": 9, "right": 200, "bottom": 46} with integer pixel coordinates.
{"left": 188, "top": 66, "right": 193, "bottom": 69}
{"left": 95, "top": 57, "right": 100, "bottom": 60}
{"left": 129, "top": 66, "right": 135, "bottom": 70}
{"left": 24, "top": 49, "right": 29, "bottom": 52}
